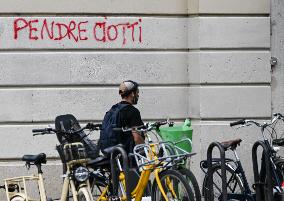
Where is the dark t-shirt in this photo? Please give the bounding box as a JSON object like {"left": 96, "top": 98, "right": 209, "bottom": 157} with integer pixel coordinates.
{"left": 117, "top": 101, "right": 144, "bottom": 153}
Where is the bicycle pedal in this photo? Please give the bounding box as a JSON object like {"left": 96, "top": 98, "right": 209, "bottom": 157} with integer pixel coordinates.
{"left": 108, "top": 196, "right": 121, "bottom": 201}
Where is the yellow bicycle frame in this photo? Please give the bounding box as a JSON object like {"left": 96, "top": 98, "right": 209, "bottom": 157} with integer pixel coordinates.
{"left": 97, "top": 142, "right": 174, "bottom": 201}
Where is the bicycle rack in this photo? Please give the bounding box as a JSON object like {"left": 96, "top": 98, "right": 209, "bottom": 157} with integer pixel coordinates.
{"left": 207, "top": 141, "right": 227, "bottom": 201}
{"left": 252, "top": 140, "right": 274, "bottom": 201}
{"left": 110, "top": 146, "right": 131, "bottom": 201}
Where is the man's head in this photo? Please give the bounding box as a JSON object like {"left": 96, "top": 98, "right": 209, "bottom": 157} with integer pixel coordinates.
{"left": 119, "top": 80, "right": 139, "bottom": 105}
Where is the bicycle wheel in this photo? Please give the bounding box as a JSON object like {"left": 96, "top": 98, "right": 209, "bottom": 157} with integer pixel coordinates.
{"left": 261, "top": 158, "right": 284, "bottom": 200}
{"left": 10, "top": 195, "right": 25, "bottom": 201}
{"left": 151, "top": 169, "right": 195, "bottom": 201}
{"left": 165, "top": 142, "right": 201, "bottom": 200}
{"left": 91, "top": 179, "right": 108, "bottom": 200}
{"left": 203, "top": 164, "right": 244, "bottom": 201}
{"left": 179, "top": 168, "right": 201, "bottom": 201}
{"left": 78, "top": 187, "right": 93, "bottom": 201}
{"left": 275, "top": 158, "right": 284, "bottom": 184}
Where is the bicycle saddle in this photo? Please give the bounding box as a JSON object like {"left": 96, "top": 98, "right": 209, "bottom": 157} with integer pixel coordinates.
{"left": 221, "top": 139, "right": 242, "bottom": 150}
{"left": 88, "top": 155, "right": 110, "bottom": 168}
{"left": 22, "top": 153, "right": 47, "bottom": 164}
{"left": 102, "top": 144, "right": 125, "bottom": 156}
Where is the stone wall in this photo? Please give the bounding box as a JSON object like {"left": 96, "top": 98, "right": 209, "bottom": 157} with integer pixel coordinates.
{"left": 0, "top": 0, "right": 271, "bottom": 199}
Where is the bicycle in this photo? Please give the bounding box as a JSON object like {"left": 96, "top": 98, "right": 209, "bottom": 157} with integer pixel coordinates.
{"left": 201, "top": 113, "right": 284, "bottom": 201}
{"left": 153, "top": 120, "right": 201, "bottom": 201}
{"left": 35, "top": 114, "right": 142, "bottom": 201}
{"left": 0, "top": 124, "right": 100, "bottom": 201}
{"left": 101, "top": 123, "right": 197, "bottom": 201}
{"left": 2, "top": 141, "right": 94, "bottom": 201}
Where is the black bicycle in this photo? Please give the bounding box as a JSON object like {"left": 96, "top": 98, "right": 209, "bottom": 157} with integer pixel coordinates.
{"left": 201, "top": 113, "right": 284, "bottom": 201}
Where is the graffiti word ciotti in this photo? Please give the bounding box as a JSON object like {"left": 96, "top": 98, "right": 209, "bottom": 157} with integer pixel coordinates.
{"left": 13, "top": 18, "right": 142, "bottom": 45}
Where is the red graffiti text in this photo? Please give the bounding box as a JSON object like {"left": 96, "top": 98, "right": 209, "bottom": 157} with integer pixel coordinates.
{"left": 13, "top": 18, "right": 142, "bottom": 46}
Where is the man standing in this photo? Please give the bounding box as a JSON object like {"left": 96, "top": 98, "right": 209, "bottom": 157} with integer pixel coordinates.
{"left": 99, "top": 80, "right": 144, "bottom": 153}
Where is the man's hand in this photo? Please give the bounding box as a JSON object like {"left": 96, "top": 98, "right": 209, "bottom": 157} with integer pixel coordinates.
{"left": 132, "top": 130, "right": 144, "bottom": 144}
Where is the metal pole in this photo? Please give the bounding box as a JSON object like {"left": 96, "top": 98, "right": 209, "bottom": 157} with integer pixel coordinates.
{"left": 207, "top": 141, "right": 227, "bottom": 201}
{"left": 252, "top": 140, "right": 273, "bottom": 201}
{"left": 110, "top": 146, "right": 131, "bottom": 201}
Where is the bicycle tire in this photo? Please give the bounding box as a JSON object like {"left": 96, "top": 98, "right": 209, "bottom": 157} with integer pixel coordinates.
{"left": 78, "top": 187, "right": 93, "bottom": 201}
{"left": 10, "top": 195, "right": 25, "bottom": 201}
{"left": 202, "top": 164, "right": 244, "bottom": 201}
{"left": 151, "top": 169, "right": 195, "bottom": 201}
{"left": 275, "top": 158, "right": 284, "bottom": 184}
{"left": 179, "top": 168, "right": 201, "bottom": 201}
{"left": 165, "top": 142, "right": 201, "bottom": 200}
{"left": 261, "top": 158, "right": 284, "bottom": 200}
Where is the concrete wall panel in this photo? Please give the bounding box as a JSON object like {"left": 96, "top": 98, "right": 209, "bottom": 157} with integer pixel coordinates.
{"left": 0, "top": 125, "right": 100, "bottom": 158}
{"left": 188, "top": 86, "right": 201, "bottom": 118}
{"left": 0, "top": 0, "right": 270, "bottom": 15}
{"left": 200, "top": 86, "right": 271, "bottom": 118}
{"left": 0, "top": 0, "right": 188, "bottom": 14}
{"left": 188, "top": 51, "right": 271, "bottom": 84}
{"left": 198, "top": 17, "right": 270, "bottom": 49}
{"left": 0, "top": 17, "right": 269, "bottom": 49}
{"left": 0, "top": 125, "right": 59, "bottom": 158}
{"left": 0, "top": 52, "right": 188, "bottom": 85}
{"left": 0, "top": 87, "right": 189, "bottom": 122}
{"left": 0, "top": 17, "right": 188, "bottom": 49}
{"left": 0, "top": 90, "right": 34, "bottom": 121}
{"left": 198, "top": 0, "right": 270, "bottom": 14}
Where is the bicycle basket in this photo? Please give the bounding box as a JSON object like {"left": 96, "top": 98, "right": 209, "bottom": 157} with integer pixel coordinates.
{"left": 133, "top": 141, "right": 193, "bottom": 171}
{"left": 4, "top": 176, "right": 40, "bottom": 201}
{"left": 61, "top": 143, "right": 87, "bottom": 162}
{"left": 157, "top": 119, "right": 193, "bottom": 153}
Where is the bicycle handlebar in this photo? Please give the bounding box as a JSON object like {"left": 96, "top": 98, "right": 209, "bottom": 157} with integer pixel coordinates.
{"left": 32, "top": 123, "right": 102, "bottom": 136}
{"left": 113, "top": 125, "right": 146, "bottom": 133}
{"left": 230, "top": 119, "right": 265, "bottom": 128}
{"left": 113, "top": 120, "right": 169, "bottom": 134}
{"left": 231, "top": 113, "right": 284, "bottom": 128}
{"left": 273, "top": 113, "right": 284, "bottom": 119}
{"left": 230, "top": 119, "right": 245, "bottom": 127}
{"left": 150, "top": 121, "right": 169, "bottom": 128}
{"left": 32, "top": 127, "right": 55, "bottom": 133}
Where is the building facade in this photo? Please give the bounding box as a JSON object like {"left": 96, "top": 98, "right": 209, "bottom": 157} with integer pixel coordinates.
{"left": 0, "top": 0, "right": 281, "bottom": 198}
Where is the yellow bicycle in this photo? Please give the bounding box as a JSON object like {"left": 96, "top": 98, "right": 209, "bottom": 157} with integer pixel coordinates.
{"left": 91, "top": 122, "right": 196, "bottom": 201}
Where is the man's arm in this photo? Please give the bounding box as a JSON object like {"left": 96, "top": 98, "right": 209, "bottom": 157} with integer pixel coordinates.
{"left": 129, "top": 108, "right": 145, "bottom": 144}
{"left": 132, "top": 130, "right": 144, "bottom": 144}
